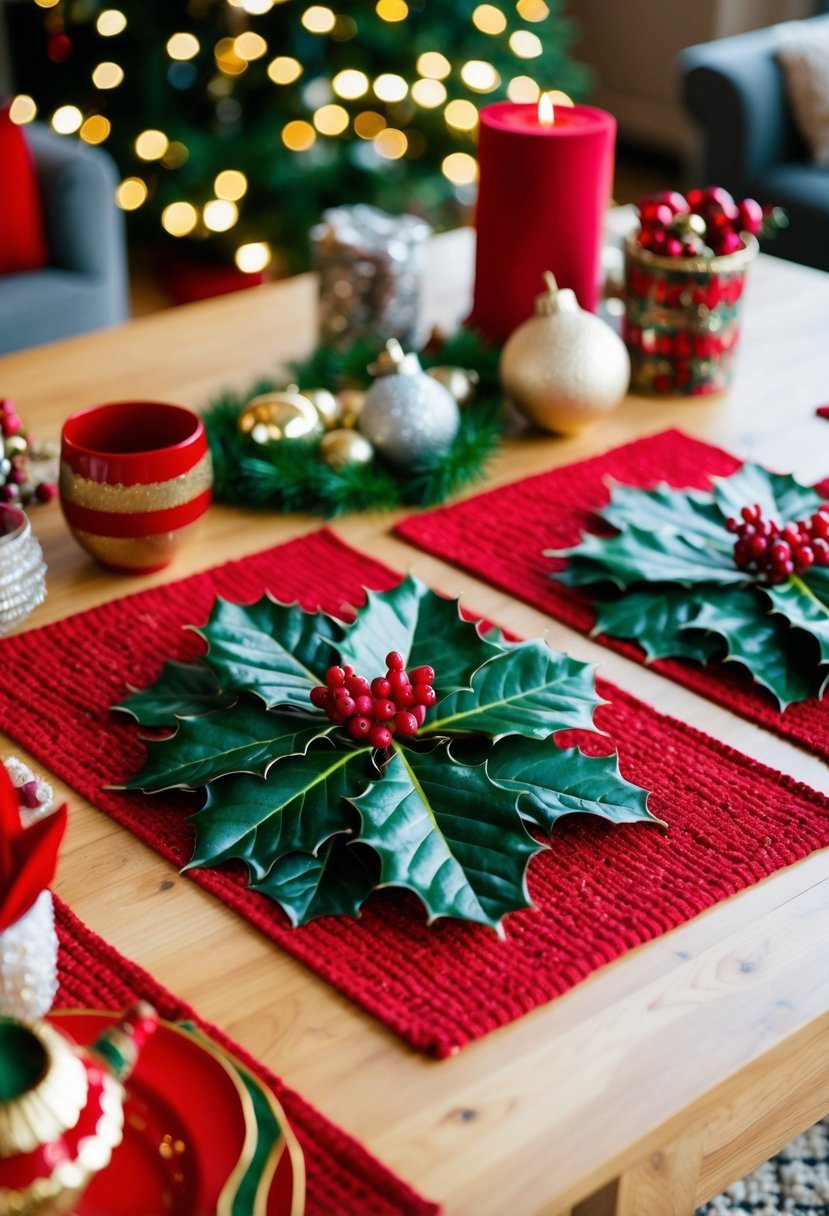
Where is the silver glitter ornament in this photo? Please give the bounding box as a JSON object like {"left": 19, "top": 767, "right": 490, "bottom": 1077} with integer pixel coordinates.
{"left": 358, "top": 340, "right": 460, "bottom": 469}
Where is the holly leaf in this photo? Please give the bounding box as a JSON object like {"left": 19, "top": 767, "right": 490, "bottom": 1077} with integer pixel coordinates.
{"left": 336, "top": 575, "right": 498, "bottom": 697}
{"left": 351, "top": 741, "right": 540, "bottom": 933}
{"left": 601, "top": 480, "right": 728, "bottom": 544}
{"left": 764, "top": 572, "right": 829, "bottom": 667}
{"left": 487, "top": 736, "right": 659, "bottom": 834}
{"left": 251, "top": 839, "right": 379, "bottom": 926}
{"left": 555, "top": 524, "right": 743, "bottom": 590}
{"left": 116, "top": 703, "right": 331, "bottom": 791}
{"left": 711, "top": 462, "right": 824, "bottom": 526}
{"left": 186, "top": 743, "right": 374, "bottom": 880}
{"left": 114, "top": 660, "right": 233, "bottom": 727}
{"left": 196, "top": 596, "right": 339, "bottom": 710}
{"left": 689, "top": 586, "right": 814, "bottom": 709}
{"left": 425, "top": 640, "right": 602, "bottom": 740}
{"left": 592, "top": 586, "right": 723, "bottom": 663}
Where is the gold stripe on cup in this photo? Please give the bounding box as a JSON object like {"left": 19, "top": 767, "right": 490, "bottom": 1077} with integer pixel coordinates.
{"left": 59, "top": 451, "right": 213, "bottom": 513}
{"left": 71, "top": 522, "right": 203, "bottom": 569}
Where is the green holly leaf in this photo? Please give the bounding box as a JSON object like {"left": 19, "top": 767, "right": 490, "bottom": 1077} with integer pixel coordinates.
{"left": 711, "top": 462, "right": 824, "bottom": 526}
{"left": 196, "top": 596, "right": 339, "bottom": 710}
{"left": 592, "top": 587, "right": 723, "bottom": 663}
{"left": 251, "top": 839, "right": 379, "bottom": 926}
{"left": 114, "top": 660, "right": 234, "bottom": 727}
{"left": 187, "top": 743, "right": 373, "bottom": 880}
{"left": 601, "top": 480, "right": 727, "bottom": 543}
{"left": 336, "top": 574, "right": 499, "bottom": 696}
{"left": 487, "top": 736, "right": 659, "bottom": 834}
{"left": 351, "top": 741, "right": 540, "bottom": 933}
{"left": 765, "top": 572, "right": 829, "bottom": 666}
{"left": 425, "top": 640, "right": 602, "bottom": 740}
{"left": 116, "top": 703, "right": 331, "bottom": 792}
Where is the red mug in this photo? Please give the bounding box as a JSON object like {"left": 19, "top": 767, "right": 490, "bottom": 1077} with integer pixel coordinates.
{"left": 59, "top": 401, "right": 212, "bottom": 574}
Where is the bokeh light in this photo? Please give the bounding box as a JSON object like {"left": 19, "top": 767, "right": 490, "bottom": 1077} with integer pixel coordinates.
{"left": 442, "top": 152, "right": 479, "bottom": 185}
{"left": 92, "top": 62, "right": 124, "bottom": 89}
{"left": 314, "top": 104, "right": 349, "bottom": 135}
{"left": 302, "top": 6, "right": 335, "bottom": 33}
{"left": 236, "top": 242, "right": 272, "bottom": 272}
{"left": 161, "top": 201, "right": 198, "bottom": 236}
{"left": 376, "top": 0, "right": 408, "bottom": 20}
{"left": 51, "top": 105, "right": 83, "bottom": 134}
{"left": 510, "top": 29, "right": 543, "bottom": 57}
{"left": 461, "top": 60, "right": 500, "bottom": 91}
{"left": 214, "top": 170, "right": 248, "bottom": 200}
{"left": 268, "top": 56, "right": 302, "bottom": 84}
{"left": 167, "top": 33, "right": 200, "bottom": 61}
{"left": 444, "top": 99, "right": 478, "bottom": 131}
{"left": 374, "top": 128, "right": 407, "bottom": 159}
{"left": 115, "top": 177, "right": 147, "bottom": 210}
{"left": 203, "top": 199, "right": 238, "bottom": 231}
{"left": 411, "top": 78, "right": 446, "bottom": 108}
{"left": 96, "top": 9, "right": 127, "bottom": 35}
{"left": 282, "top": 120, "right": 316, "bottom": 150}
{"left": 373, "top": 73, "right": 408, "bottom": 102}
{"left": 332, "top": 69, "right": 369, "bottom": 99}
{"left": 80, "top": 114, "right": 111, "bottom": 143}
{"left": 417, "top": 52, "right": 451, "bottom": 80}
{"left": 8, "top": 95, "right": 37, "bottom": 124}
{"left": 135, "top": 129, "right": 169, "bottom": 160}
{"left": 473, "top": 5, "right": 507, "bottom": 34}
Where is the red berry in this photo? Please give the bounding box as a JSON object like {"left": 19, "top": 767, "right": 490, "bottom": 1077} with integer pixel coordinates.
{"left": 325, "top": 666, "right": 345, "bottom": 688}
{"left": 34, "top": 481, "right": 57, "bottom": 503}
{"left": 385, "top": 651, "right": 405, "bottom": 671}
{"left": 369, "top": 724, "right": 393, "bottom": 749}
{"left": 342, "top": 665, "right": 354, "bottom": 678}
{"left": 748, "top": 536, "right": 767, "bottom": 558}
{"left": 1, "top": 413, "right": 20, "bottom": 437}
{"left": 665, "top": 237, "right": 684, "bottom": 257}
{"left": 373, "top": 698, "right": 396, "bottom": 721}
{"left": 660, "top": 190, "right": 688, "bottom": 214}
{"left": 741, "top": 504, "right": 761, "bottom": 523}
{"left": 726, "top": 516, "right": 738, "bottom": 533}
{"left": 394, "top": 711, "right": 418, "bottom": 737}
{"left": 812, "top": 538, "right": 829, "bottom": 564}
{"left": 388, "top": 669, "right": 410, "bottom": 692}
{"left": 346, "top": 675, "right": 371, "bottom": 697}
{"left": 394, "top": 683, "right": 415, "bottom": 708}
{"left": 334, "top": 695, "right": 355, "bottom": 719}
{"left": 413, "top": 683, "right": 437, "bottom": 707}
{"left": 409, "top": 665, "right": 435, "bottom": 684}
{"left": 347, "top": 715, "right": 373, "bottom": 740}
{"left": 639, "top": 200, "right": 673, "bottom": 228}
{"left": 795, "top": 545, "right": 815, "bottom": 571}
{"left": 737, "top": 197, "right": 763, "bottom": 235}
{"left": 411, "top": 704, "right": 426, "bottom": 727}
{"left": 354, "top": 694, "right": 374, "bottom": 716}
{"left": 371, "top": 677, "right": 392, "bottom": 698}
{"left": 310, "top": 685, "right": 330, "bottom": 709}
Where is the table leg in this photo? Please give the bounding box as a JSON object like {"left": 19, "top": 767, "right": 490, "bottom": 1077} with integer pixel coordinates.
{"left": 570, "top": 1132, "right": 704, "bottom": 1216}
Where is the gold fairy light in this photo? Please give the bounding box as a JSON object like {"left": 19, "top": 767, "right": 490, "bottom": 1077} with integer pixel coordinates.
{"left": 236, "top": 242, "right": 272, "bottom": 272}
{"left": 376, "top": 0, "right": 408, "bottom": 20}
{"left": 167, "top": 33, "right": 200, "bottom": 61}
{"left": 411, "top": 78, "right": 446, "bottom": 108}
{"left": 8, "top": 96, "right": 37, "bottom": 124}
{"left": 92, "top": 62, "right": 124, "bottom": 89}
{"left": 442, "top": 152, "right": 478, "bottom": 185}
{"left": 80, "top": 114, "right": 111, "bottom": 143}
{"left": 203, "top": 200, "right": 238, "bottom": 232}
{"left": 516, "top": 0, "right": 549, "bottom": 20}
{"left": 115, "top": 178, "right": 147, "bottom": 210}
{"left": 507, "top": 75, "right": 540, "bottom": 102}
{"left": 444, "top": 99, "right": 478, "bottom": 131}
{"left": 96, "top": 9, "right": 127, "bottom": 35}
{"left": 314, "top": 104, "right": 349, "bottom": 135}
{"left": 302, "top": 6, "right": 335, "bottom": 33}
{"left": 134, "top": 129, "right": 169, "bottom": 160}
{"left": 234, "top": 32, "right": 268, "bottom": 60}
{"left": 510, "top": 29, "right": 543, "bottom": 57}
{"left": 161, "top": 202, "right": 198, "bottom": 237}
{"left": 282, "top": 120, "right": 316, "bottom": 150}
{"left": 417, "top": 52, "right": 451, "bottom": 80}
{"left": 460, "top": 60, "right": 500, "bottom": 91}
{"left": 333, "top": 69, "right": 369, "bottom": 99}
{"left": 215, "top": 170, "right": 248, "bottom": 200}
{"left": 473, "top": 4, "right": 507, "bottom": 34}
{"left": 51, "top": 105, "right": 83, "bottom": 134}
{"left": 354, "top": 111, "right": 386, "bottom": 139}
{"left": 374, "top": 128, "right": 407, "bottom": 159}
{"left": 373, "top": 73, "right": 408, "bottom": 102}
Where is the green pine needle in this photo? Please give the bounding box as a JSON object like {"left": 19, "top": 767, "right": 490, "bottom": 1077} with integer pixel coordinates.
{"left": 204, "top": 328, "right": 505, "bottom": 516}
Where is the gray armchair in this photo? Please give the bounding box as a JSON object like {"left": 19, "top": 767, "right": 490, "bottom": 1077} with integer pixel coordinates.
{"left": 0, "top": 125, "right": 129, "bottom": 355}
{"left": 679, "top": 15, "right": 829, "bottom": 273}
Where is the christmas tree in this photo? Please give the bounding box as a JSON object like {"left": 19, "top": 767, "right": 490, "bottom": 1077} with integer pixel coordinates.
{"left": 7, "top": 0, "right": 586, "bottom": 274}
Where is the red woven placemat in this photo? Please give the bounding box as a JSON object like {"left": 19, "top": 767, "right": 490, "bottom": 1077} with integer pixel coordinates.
{"left": 54, "top": 896, "right": 439, "bottom": 1216}
{"left": 2, "top": 528, "right": 828, "bottom": 1058}
{"left": 396, "top": 428, "right": 829, "bottom": 760}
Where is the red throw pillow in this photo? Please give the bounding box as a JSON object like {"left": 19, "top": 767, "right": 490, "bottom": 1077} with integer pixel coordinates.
{"left": 0, "top": 105, "right": 48, "bottom": 275}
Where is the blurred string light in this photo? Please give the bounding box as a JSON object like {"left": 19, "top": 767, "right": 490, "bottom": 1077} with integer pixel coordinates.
{"left": 162, "top": 201, "right": 198, "bottom": 236}
{"left": 80, "top": 114, "right": 110, "bottom": 143}
{"left": 215, "top": 170, "right": 248, "bottom": 200}
{"left": 234, "top": 31, "right": 268, "bottom": 60}
{"left": 374, "top": 128, "right": 407, "bottom": 159}
{"left": 332, "top": 69, "right": 368, "bottom": 99}
{"left": 461, "top": 60, "right": 500, "bottom": 91}
{"left": 33, "top": 0, "right": 59, "bottom": 7}
{"left": 8, "top": 95, "right": 37, "bottom": 124}
{"left": 115, "top": 177, "right": 147, "bottom": 210}
{"left": 376, "top": 0, "right": 408, "bottom": 20}
{"left": 92, "top": 62, "right": 124, "bottom": 89}
{"left": 162, "top": 141, "right": 189, "bottom": 168}
{"left": 268, "top": 56, "right": 302, "bottom": 84}
{"left": 444, "top": 99, "right": 478, "bottom": 131}
{"left": 282, "top": 120, "right": 316, "bottom": 150}
{"left": 235, "top": 242, "right": 272, "bottom": 272}
{"left": 203, "top": 199, "right": 238, "bottom": 231}
{"left": 301, "top": 6, "right": 335, "bottom": 33}
{"left": 313, "top": 104, "right": 349, "bottom": 135}
{"left": 473, "top": 5, "right": 507, "bottom": 34}
{"left": 516, "top": 0, "right": 549, "bottom": 19}
{"left": 215, "top": 38, "right": 247, "bottom": 75}
{"left": 416, "top": 52, "right": 451, "bottom": 79}
{"left": 442, "top": 151, "right": 478, "bottom": 185}
{"left": 167, "top": 33, "right": 200, "bottom": 61}
{"left": 510, "top": 29, "right": 543, "bottom": 57}
{"left": 507, "top": 74, "right": 540, "bottom": 101}
{"left": 373, "top": 73, "right": 407, "bottom": 102}
{"left": 51, "top": 105, "right": 82, "bottom": 134}
{"left": 96, "top": 9, "right": 127, "bottom": 36}
{"left": 354, "top": 111, "right": 385, "bottom": 139}
{"left": 411, "top": 78, "right": 446, "bottom": 108}
{"left": 135, "top": 129, "right": 169, "bottom": 160}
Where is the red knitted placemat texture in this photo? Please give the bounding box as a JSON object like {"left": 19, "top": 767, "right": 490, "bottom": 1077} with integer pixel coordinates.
{"left": 2, "top": 528, "right": 828, "bottom": 1058}
{"left": 54, "top": 897, "right": 438, "bottom": 1216}
{"left": 396, "top": 428, "right": 829, "bottom": 760}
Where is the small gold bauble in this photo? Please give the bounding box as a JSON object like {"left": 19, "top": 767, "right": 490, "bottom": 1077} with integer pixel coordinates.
{"left": 425, "top": 366, "right": 479, "bottom": 407}
{"left": 238, "top": 391, "right": 324, "bottom": 445}
{"left": 500, "top": 272, "right": 630, "bottom": 436}
{"left": 320, "top": 428, "right": 375, "bottom": 470}
{"left": 336, "top": 389, "right": 366, "bottom": 429}
{"left": 301, "top": 387, "right": 340, "bottom": 429}
{"left": 4, "top": 435, "right": 28, "bottom": 456}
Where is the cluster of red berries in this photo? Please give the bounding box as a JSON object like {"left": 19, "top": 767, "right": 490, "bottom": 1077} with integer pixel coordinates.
{"left": 636, "top": 187, "right": 772, "bottom": 259}
{"left": 727, "top": 503, "right": 829, "bottom": 583}
{"left": 310, "top": 651, "right": 436, "bottom": 750}
{"left": 0, "top": 399, "right": 57, "bottom": 506}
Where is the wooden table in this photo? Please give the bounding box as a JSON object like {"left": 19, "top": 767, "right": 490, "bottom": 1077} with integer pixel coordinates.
{"left": 2, "top": 229, "right": 828, "bottom": 1216}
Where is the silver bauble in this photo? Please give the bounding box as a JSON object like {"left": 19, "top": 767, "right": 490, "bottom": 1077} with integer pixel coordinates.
{"left": 359, "top": 340, "right": 460, "bottom": 469}
{"left": 500, "top": 272, "right": 630, "bottom": 436}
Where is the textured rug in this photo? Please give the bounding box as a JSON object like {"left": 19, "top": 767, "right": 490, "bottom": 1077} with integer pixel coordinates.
{"left": 699, "top": 1119, "right": 829, "bottom": 1214}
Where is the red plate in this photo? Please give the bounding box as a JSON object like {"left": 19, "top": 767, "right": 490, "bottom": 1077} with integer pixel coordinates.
{"left": 51, "top": 1011, "right": 255, "bottom": 1216}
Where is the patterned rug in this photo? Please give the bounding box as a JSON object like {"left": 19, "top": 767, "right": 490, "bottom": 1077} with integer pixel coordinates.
{"left": 699, "top": 1119, "right": 829, "bottom": 1214}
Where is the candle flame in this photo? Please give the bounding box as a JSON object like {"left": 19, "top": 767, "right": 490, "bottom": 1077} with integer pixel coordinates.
{"left": 538, "top": 89, "right": 574, "bottom": 127}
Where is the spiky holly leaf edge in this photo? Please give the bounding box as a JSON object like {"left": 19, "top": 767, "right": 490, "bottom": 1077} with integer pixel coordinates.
{"left": 112, "top": 576, "right": 658, "bottom": 933}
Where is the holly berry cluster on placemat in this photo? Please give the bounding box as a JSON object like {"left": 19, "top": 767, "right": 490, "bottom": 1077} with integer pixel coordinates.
{"left": 549, "top": 463, "right": 829, "bottom": 709}
{"left": 0, "top": 399, "right": 57, "bottom": 506}
{"left": 634, "top": 187, "right": 786, "bottom": 258}
{"left": 203, "top": 328, "right": 504, "bottom": 517}
{"left": 114, "top": 577, "right": 656, "bottom": 934}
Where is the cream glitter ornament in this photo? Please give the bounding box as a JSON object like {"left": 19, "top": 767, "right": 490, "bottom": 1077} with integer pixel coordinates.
{"left": 500, "top": 272, "right": 630, "bottom": 436}
{"left": 358, "top": 339, "right": 460, "bottom": 469}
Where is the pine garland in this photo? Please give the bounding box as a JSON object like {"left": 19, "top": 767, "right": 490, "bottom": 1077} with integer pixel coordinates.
{"left": 204, "top": 328, "right": 505, "bottom": 517}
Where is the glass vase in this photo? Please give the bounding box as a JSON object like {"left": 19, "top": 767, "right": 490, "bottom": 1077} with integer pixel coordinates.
{"left": 0, "top": 889, "right": 59, "bottom": 1021}
{"left": 0, "top": 504, "right": 46, "bottom": 634}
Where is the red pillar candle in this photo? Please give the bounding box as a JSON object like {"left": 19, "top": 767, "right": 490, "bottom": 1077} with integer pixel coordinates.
{"left": 470, "top": 99, "right": 616, "bottom": 343}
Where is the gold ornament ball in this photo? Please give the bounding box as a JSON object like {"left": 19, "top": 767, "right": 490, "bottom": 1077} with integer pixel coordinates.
{"left": 238, "top": 391, "right": 324, "bottom": 445}
{"left": 425, "top": 366, "right": 479, "bottom": 407}
{"left": 500, "top": 274, "right": 630, "bottom": 436}
{"left": 336, "top": 389, "right": 365, "bottom": 429}
{"left": 301, "top": 387, "right": 340, "bottom": 430}
{"left": 320, "top": 428, "right": 375, "bottom": 470}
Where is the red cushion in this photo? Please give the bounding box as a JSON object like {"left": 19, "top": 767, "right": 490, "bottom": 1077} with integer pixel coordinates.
{"left": 0, "top": 106, "right": 48, "bottom": 275}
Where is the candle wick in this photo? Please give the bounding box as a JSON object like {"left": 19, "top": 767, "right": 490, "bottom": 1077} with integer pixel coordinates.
{"left": 543, "top": 270, "right": 558, "bottom": 294}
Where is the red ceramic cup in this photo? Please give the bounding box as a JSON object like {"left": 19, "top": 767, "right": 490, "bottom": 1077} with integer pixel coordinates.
{"left": 59, "top": 401, "right": 212, "bottom": 574}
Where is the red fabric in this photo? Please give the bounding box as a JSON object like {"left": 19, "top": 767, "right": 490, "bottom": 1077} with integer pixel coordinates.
{"left": 0, "top": 106, "right": 47, "bottom": 275}
{"left": 1, "top": 528, "right": 828, "bottom": 1058}
{"left": 396, "top": 428, "right": 829, "bottom": 761}
{"left": 54, "top": 897, "right": 439, "bottom": 1216}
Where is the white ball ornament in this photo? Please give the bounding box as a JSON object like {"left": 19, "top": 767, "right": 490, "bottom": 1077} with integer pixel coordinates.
{"left": 358, "top": 340, "right": 460, "bottom": 469}
{"left": 500, "top": 272, "right": 630, "bottom": 436}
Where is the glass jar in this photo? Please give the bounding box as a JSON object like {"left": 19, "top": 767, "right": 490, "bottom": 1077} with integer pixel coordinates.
{"left": 0, "top": 504, "right": 46, "bottom": 633}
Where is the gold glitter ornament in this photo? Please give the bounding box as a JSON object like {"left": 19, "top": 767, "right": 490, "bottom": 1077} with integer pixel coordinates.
{"left": 500, "top": 273, "right": 630, "bottom": 436}
{"left": 238, "top": 390, "right": 324, "bottom": 445}
{"left": 358, "top": 339, "right": 460, "bottom": 469}
{"left": 337, "top": 389, "right": 365, "bottom": 429}
{"left": 320, "top": 428, "right": 375, "bottom": 470}
{"left": 301, "top": 387, "right": 340, "bottom": 430}
{"left": 425, "top": 366, "right": 479, "bottom": 407}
